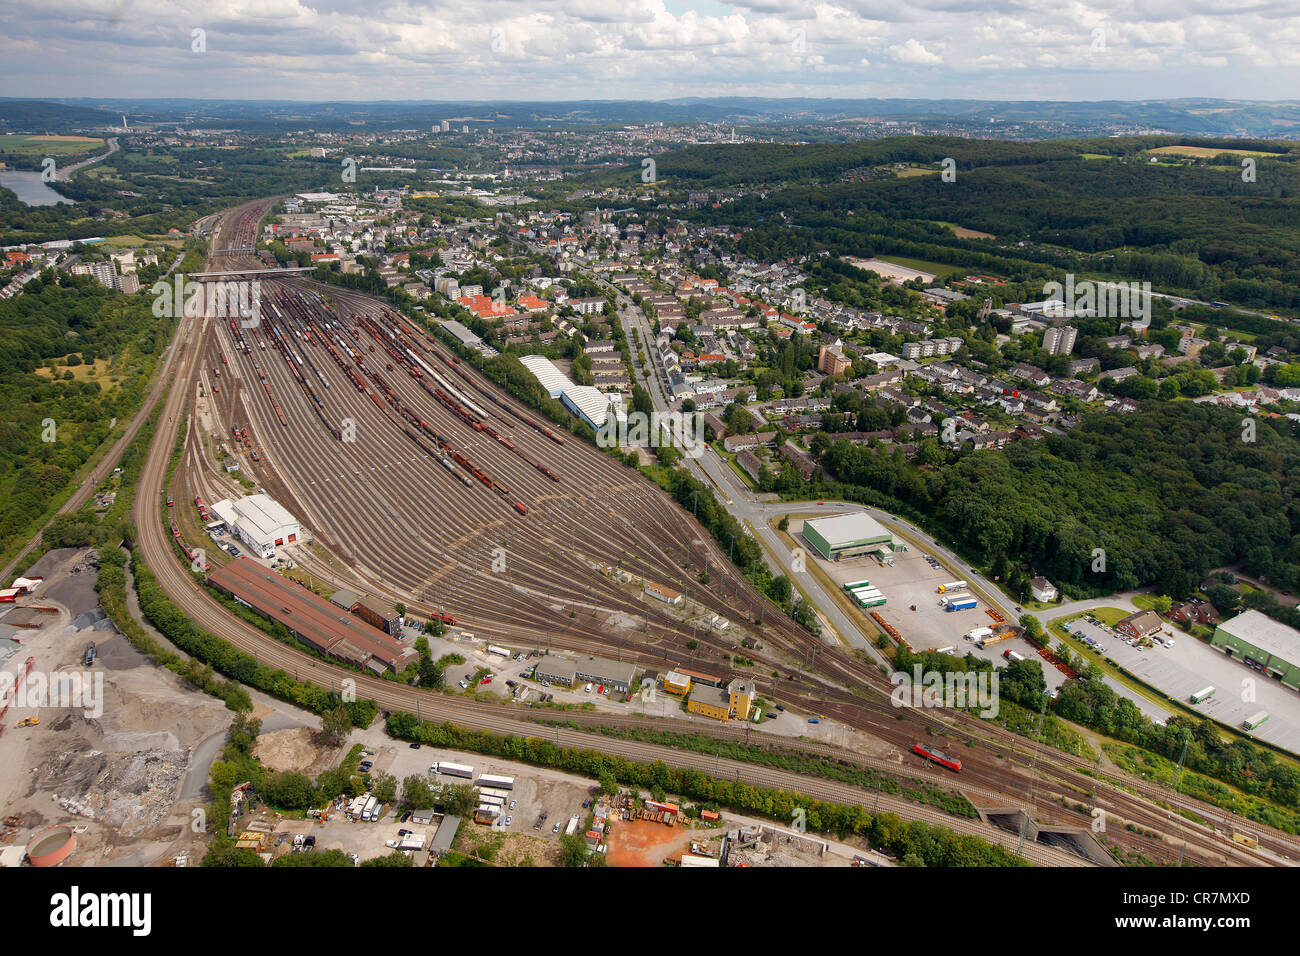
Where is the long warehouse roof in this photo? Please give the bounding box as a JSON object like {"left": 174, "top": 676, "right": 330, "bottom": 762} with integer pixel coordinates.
{"left": 519, "top": 354, "right": 574, "bottom": 397}
{"left": 209, "top": 558, "right": 414, "bottom": 671}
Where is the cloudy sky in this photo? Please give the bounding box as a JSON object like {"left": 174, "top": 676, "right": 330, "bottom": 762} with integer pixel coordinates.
{"left": 3, "top": 0, "right": 1299, "bottom": 102}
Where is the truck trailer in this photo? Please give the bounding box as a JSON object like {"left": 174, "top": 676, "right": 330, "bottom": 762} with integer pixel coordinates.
{"left": 936, "top": 580, "right": 967, "bottom": 593}
{"left": 945, "top": 598, "right": 977, "bottom": 612}
{"left": 434, "top": 761, "right": 474, "bottom": 779}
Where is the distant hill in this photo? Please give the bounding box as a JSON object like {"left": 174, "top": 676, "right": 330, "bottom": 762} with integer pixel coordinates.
{"left": 15, "top": 96, "right": 1300, "bottom": 138}
{"left": 0, "top": 100, "right": 119, "bottom": 132}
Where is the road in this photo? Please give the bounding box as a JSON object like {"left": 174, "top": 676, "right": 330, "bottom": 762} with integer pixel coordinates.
{"left": 56, "top": 137, "right": 119, "bottom": 181}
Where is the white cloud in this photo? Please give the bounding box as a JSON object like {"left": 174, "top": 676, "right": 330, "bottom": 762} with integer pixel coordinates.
{"left": 888, "top": 38, "right": 942, "bottom": 65}
{"left": 0, "top": 0, "right": 1296, "bottom": 99}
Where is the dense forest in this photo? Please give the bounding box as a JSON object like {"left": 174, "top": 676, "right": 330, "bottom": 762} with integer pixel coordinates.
{"left": 629, "top": 135, "right": 1300, "bottom": 312}
{"left": 780, "top": 403, "right": 1300, "bottom": 601}
{"left": 0, "top": 272, "right": 168, "bottom": 563}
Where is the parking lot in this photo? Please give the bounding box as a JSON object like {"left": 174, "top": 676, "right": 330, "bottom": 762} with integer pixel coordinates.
{"left": 1060, "top": 614, "right": 1300, "bottom": 751}
{"left": 289, "top": 741, "right": 602, "bottom": 864}
{"left": 390, "top": 626, "right": 542, "bottom": 699}
{"left": 363, "top": 743, "right": 596, "bottom": 837}
{"left": 812, "top": 539, "right": 1016, "bottom": 655}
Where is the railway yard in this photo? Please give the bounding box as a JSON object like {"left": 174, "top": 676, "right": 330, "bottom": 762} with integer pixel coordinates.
{"left": 118, "top": 198, "right": 1300, "bottom": 868}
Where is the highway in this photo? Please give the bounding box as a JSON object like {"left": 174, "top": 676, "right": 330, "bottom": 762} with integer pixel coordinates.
{"left": 55, "top": 136, "right": 119, "bottom": 181}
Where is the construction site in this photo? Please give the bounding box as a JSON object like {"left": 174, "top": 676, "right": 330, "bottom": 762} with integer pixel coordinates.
{"left": 0, "top": 549, "right": 232, "bottom": 867}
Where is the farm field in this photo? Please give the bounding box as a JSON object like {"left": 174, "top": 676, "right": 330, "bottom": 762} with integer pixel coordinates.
{"left": 1148, "top": 145, "right": 1284, "bottom": 158}
{"left": 0, "top": 134, "right": 104, "bottom": 154}
{"left": 932, "top": 221, "right": 996, "bottom": 239}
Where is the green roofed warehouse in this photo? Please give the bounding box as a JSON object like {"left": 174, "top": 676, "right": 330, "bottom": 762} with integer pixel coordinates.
{"left": 1211, "top": 610, "right": 1300, "bottom": 690}
{"left": 801, "top": 512, "right": 895, "bottom": 561}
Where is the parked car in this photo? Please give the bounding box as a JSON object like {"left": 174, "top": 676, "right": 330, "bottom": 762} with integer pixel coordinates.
{"left": 503, "top": 816, "right": 512, "bottom": 827}
{"left": 808, "top": 717, "right": 820, "bottom": 724}
{"left": 409, "top": 742, "right": 421, "bottom": 749}
{"left": 509, "top": 800, "right": 517, "bottom": 811}
{"left": 458, "top": 679, "right": 469, "bottom": 690}
{"left": 552, "top": 822, "right": 562, "bottom": 833}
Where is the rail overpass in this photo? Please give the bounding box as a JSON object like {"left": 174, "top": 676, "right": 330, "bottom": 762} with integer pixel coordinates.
{"left": 188, "top": 267, "right": 314, "bottom": 278}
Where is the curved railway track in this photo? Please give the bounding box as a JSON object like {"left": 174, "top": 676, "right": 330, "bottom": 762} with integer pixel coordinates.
{"left": 133, "top": 198, "right": 1300, "bottom": 868}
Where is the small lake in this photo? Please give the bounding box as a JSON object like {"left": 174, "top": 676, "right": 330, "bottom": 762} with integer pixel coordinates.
{"left": 0, "top": 170, "right": 76, "bottom": 206}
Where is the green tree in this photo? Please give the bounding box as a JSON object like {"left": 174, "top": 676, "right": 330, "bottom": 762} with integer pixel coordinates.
{"left": 401, "top": 774, "right": 437, "bottom": 809}
{"left": 262, "top": 771, "right": 314, "bottom": 810}
{"left": 320, "top": 704, "right": 353, "bottom": 744}
{"left": 371, "top": 771, "right": 398, "bottom": 805}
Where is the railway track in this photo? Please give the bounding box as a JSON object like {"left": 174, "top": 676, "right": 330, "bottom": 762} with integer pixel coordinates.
{"left": 131, "top": 197, "right": 1300, "bottom": 867}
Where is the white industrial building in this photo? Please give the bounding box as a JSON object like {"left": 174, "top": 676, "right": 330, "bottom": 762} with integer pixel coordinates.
{"left": 211, "top": 494, "right": 300, "bottom": 559}
{"left": 519, "top": 354, "right": 574, "bottom": 398}
{"left": 562, "top": 385, "right": 625, "bottom": 430}
{"left": 520, "top": 355, "right": 625, "bottom": 430}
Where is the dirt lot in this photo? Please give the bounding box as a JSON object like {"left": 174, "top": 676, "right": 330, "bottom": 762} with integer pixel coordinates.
{"left": 605, "top": 818, "right": 697, "bottom": 867}
{"left": 452, "top": 825, "right": 561, "bottom": 866}
{"left": 0, "top": 553, "right": 233, "bottom": 866}
{"left": 252, "top": 727, "right": 343, "bottom": 776}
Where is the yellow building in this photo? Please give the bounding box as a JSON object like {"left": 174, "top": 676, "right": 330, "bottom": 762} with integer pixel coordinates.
{"left": 687, "top": 678, "right": 754, "bottom": 722}
{"left": 664, "top": 671, "right": 692, "bottom": 696}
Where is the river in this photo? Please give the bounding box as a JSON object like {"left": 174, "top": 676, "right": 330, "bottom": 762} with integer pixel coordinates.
{"left": 0, "top": 170, "right": 76, "bottom": 206}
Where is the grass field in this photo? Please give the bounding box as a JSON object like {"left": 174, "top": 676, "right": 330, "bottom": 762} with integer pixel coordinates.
{"left": 1149, "top": 145, "right": 1284, "bottom": 159}
{"left": 876, "top": 254, "right": 964, "bottom": 279}
{"left": 932, "top": 221, "right": 996, "bottom": 240}
{"left": 1080, "top": 152, "right": 1114, "bottom": 160}
{"left": 893, "top": 165, "right": 937, "bottom": 178}
{"left": 34, "top": 357, "right": 116, "bottom": 387}
{"left": 0, "top": 134, "right": 104, "bottom": 155}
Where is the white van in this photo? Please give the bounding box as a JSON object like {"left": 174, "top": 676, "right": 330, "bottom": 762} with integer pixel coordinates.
{"left": 1164, "top": 638, "right": 1176, "bottom": 648}
{"left": 584, "top": 682, "right": 593, "bottom": 693}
